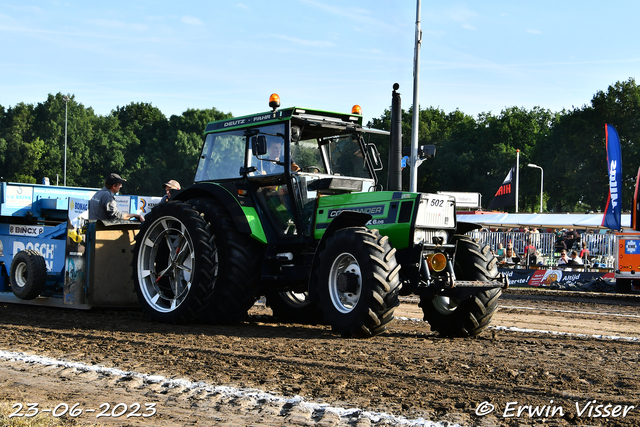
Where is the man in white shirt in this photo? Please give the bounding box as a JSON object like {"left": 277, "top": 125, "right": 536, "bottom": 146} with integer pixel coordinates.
{"left": 569, "top": 250, "right": 583, "bottom": 265}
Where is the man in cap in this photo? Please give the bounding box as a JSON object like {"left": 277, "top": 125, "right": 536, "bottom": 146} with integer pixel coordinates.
{"left": 88, "top": 173, "right": 144, "bottom": 222}
{"left": 161, "top": 179, "right": 181, "bottom": 202}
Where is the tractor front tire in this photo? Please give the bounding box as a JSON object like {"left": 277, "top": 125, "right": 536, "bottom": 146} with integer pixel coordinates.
{"left": 315, "top": 227, "right": 400, "bottom": 338}
{"left": 421, "top": 235, "right": 501, "bottom": 337}
{"left": 10, "top": 249, "right": 47, "bottom": 300}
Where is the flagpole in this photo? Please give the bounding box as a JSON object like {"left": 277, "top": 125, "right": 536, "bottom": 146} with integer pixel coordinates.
{"left": 515, "top": 149, "right": 520, "bottom": 213}
{"left": 409, "top": 0, "right": 422, "bottom": 192}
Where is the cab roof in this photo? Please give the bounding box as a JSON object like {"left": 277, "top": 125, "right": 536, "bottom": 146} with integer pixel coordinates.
{"left": 204, "top": 106, "right": 364, "bottom": 134}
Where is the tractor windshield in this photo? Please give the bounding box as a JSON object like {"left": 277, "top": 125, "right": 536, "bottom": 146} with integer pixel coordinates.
{"left": 291, "top": 131, "right": 373, "bottom": 180}
{"left": 321, "top": 134, "right": 370, "bottom": 179}
{"left": 195, "top": 130, "right": 246, "bottom": 181}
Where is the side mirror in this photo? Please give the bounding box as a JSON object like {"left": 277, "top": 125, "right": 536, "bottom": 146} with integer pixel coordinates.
{"left": 367, "top": 143, "right": 383, "bottom": 171}
{"left": 251, "top": 135, "right": 268, "bottom": 156}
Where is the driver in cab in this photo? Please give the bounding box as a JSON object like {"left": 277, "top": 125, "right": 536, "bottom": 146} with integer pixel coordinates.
{"left": 260, "top": 139, "right": 300, "bottom": 174}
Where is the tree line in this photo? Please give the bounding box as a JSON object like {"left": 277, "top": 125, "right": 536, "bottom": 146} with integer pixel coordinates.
{"left": 370, "top": 78, "right": 640, "bottom": 213}
{"left": 1, "top": 78, "right": 639, "bottom": 212}
{"left": 0, "top": 94, "right": 231, "bottom": 195}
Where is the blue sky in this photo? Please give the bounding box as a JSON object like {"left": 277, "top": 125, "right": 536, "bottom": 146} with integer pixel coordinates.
{"left": 1, "top": 1, "right": 638, "bottom": 125}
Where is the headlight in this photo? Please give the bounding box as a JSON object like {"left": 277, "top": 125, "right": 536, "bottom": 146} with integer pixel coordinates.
{"left": 413, "top": 229, "right": 426, "bottom": 245}
{"left": 413, "top": 229, "right": 449, "bottom": 245}
{"left": 433, "top": 229, "right": 448, "bottom": 245}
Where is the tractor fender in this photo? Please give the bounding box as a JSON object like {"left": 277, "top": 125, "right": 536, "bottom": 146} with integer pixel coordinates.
{"left": 456, "top": 221, "right": 482, "bottom": 235}
{"left": 172, "top": 183, "right": 252, "bottom": 235}
{"left": 308, "top": 211, "right": 372, "bottom": 296}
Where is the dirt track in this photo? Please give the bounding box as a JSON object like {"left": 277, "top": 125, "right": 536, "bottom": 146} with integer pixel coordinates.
{"left": 1, "top": 289, "right": 639, "bottom": 426}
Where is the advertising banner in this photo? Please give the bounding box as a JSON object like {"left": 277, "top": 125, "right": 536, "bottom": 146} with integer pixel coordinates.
{"left": 134, "top": 196, "right": 163, "bottom": 217}
{"left": 115, "top": 195, "right": 132, "bottom": 215}
{"left": 500, "top": 268, "right": 614, "bottom": 288}
{"left": 64, "top": 198, "right": 89, "bottom": 305}
{"left": 602, "top": 124, "right": 622, "bottom": 230}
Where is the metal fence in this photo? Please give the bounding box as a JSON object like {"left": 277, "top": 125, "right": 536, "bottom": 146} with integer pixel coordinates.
{"left": 467, "top": 231, "right": 617, "bottom": 268}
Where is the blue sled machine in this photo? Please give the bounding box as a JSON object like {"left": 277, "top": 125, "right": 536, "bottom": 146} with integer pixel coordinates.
{"left": 0, "top": 181, "right": 161, "bottom": 308}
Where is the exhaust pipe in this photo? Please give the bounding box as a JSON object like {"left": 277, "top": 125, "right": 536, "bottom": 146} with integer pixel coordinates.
{"left": 387, "top": 83, "right": 402, "bottom": 191}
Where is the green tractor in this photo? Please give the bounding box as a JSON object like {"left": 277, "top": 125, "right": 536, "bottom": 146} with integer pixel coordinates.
{"left": 133, "top": 90, "right": 507, "bottom": 338}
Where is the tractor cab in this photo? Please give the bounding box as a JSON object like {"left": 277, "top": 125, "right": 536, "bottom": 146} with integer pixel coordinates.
{"left": 194, "top": 95, "right": 384, "bottom": 240}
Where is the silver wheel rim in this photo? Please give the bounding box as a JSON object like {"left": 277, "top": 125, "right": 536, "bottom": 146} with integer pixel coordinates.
{"left": 328, "top": 253, "right": 362, "bottom": 314}
{"left": 14, "top": 262, "right": 28, "bottom": 289}
{"left": 432, "top": 296, "right": 459, "bottom": 315}
{"left": 137, "top": 216, "right": 196, "bottom": 313}
{"left": 280, "top": 291, "right": 311, "bottom": 308}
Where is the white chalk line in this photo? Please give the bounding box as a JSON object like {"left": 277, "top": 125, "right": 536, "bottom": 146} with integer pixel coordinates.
{"left": 498, "top": 304, "right": 640, "bottom": 318}
{"left": 0, "top": 350, "right": 456, "bottom": 427}
{"left": 399, "top": 297, "right": 639, "bottom": 319}
{"left": 489, "top": 325, "right": 640, "bottom": 341}
{"left": 394, "top": 316, "right": 640, "bottom": 342}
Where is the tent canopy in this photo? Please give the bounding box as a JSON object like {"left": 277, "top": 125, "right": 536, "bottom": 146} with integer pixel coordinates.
{"left": 456, "top": 213, "right": 631, "bottom": 230}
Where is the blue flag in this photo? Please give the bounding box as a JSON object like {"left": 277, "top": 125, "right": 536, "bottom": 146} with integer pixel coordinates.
{"left": 602, "top": 124, "right": 622, "bottom": 230}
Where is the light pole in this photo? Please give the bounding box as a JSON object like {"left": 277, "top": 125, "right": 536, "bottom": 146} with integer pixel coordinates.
{"left": 527, "top": 163, "right": 543, "bottom": 212}
{"left": 62, "top": 95, "right": 69, "bottom": 186}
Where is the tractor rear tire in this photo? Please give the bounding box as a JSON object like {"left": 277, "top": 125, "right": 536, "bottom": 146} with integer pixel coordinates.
{"left": 421, "top": 235, "right": 502, "bottom": 337}
{"left": 265, "top": 291, "right": 324, "bottom": 324}
{"left": 133, "top": 201, "right": 218, "bottom": 323}
{"left": 315, "top": 227, "right": 400, "bottom": 338}
{"left": 188, "top": 197, "right": 263, "bottom": 324}
{"left": 10, "top": 249, "right": 47, "bottom": 300}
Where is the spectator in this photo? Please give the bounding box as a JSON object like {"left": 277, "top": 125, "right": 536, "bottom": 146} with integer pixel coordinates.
{"left": 161, "top": 179, "right": 181, "bottom": 202}
{"left": 523, "top": 238, "right": 537, "bottom": 266}
{"left": 502, "top": 246, "right": 520, "bottom": 267}
{"left": 569, "top": 250, "right": 583, "bottom": 266}
{"left": 563, "top": 228, "right": 579, "bottom": 251}
{"left": 496, "top": 242, "right": 505, "bottom": 257}
{"left": 554, "top": 229, "right": 566, "bottom": 252}
{"left": 579, "top": 241, "right": 590, "bottom": 261}
{"left": 530, "top": 227, "right": 541, "bottom": 247}
{"left": 557, "top": 250, "right": 570, "bottom": 267}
